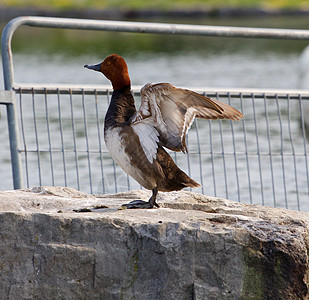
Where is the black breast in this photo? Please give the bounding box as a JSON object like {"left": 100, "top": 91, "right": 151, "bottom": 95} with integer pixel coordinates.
{"left": 104, "top": 86, "right": 136, "bottom": 130}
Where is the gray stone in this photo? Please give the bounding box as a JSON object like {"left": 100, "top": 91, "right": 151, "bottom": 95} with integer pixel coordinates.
{"left": 0, "top": 186, "right": 308, "bottom": 299}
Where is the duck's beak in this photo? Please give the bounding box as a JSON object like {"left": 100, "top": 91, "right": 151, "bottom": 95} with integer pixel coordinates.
{"left": 84, "top": 63, "right": 101, "bottom": 72}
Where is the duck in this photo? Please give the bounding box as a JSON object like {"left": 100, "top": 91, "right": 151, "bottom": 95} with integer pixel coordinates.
{"left": 84, "top": 54, "right": 243, "bottom": 209}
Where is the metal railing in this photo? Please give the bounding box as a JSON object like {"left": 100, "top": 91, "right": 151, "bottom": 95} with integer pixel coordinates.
{"left": 1, "top": 16, "right": 309, "bottom": 210}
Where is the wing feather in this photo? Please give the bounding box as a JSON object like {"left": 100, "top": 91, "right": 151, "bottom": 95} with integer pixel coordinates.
{"left": 131, "top": 119, "right": 159, "bottom": 164}
{"left": 132, "top": 83, "right": 243, "bottom": 153}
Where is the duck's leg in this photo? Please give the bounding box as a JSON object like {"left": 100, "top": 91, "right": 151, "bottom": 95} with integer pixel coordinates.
{"left": 121, "top": 187, "right": 159, "bottom": 209}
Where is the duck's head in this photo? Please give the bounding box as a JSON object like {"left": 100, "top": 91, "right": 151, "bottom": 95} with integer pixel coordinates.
{"left": 84, "top": 54, "right": 131, "bottom": 90}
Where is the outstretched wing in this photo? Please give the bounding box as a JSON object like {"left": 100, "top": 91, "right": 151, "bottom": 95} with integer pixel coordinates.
{"left": 131, "top": 83, "right": 243, "bottom": 158}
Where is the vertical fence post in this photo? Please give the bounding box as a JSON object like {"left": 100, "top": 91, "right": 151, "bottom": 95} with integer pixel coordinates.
{"left": 5, "top": 101, "right": 23, "bottom": 189}
{"left": 1, "top": 19, "right": 24, "bottom": 189}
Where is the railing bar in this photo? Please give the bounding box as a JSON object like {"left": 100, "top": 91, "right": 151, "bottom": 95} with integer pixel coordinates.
{"left": 13, "top": 84, "right": 309, "bottom": 99}
{"left": 70, "top": 90, "right": 80, "bottom": 191}
{"left": 287, "top": 95, "right": 300, "bottom": 210}
{"left": 173, "top": 152, "right": 178, "bottom": 164}
{"left": 82, "top": 89, "right": 93, "bottom": 194}
{"left": 44, "top": 89, "right": 54, "bottom": 186}
{"left": 18, "top": 89, "right": 29, "bottom": 188}
{"left": 228, "top": 93, "right": 241, "bottom": 202}
{"left": 186, "top": 133, "right": 192, "bottom": 192}
{"left": 31, "top": 88, "right": 42, "bottom": 186}
{"left": 209, "top": 120, "right": 216, "bottom": 197}
{"left": 16, "top": 148, "right": 308, "bottom": 157}
{"left": 252, "top": 94, "right": 265, "bottom": 205}
{"left": 216, "top": 93, "right": 228, "bottom": 198}
{"left": 19, "top": 149, "right": 108, "bottom": 153}
{"left": 195, "top": 119, "right": 204, "bottom": 194}
{"left": 197, "top": 152, "right": 309, "bottom": 157}
{"left": 240, "top": 94, "right": 252, "bottom": 203}
{"left": 219, "top": 120, "right": 228, "bottom": 199}
{"left": 299, "top": 95, "right": 309, "bottom": 200}
{"left": 275, "top": 95, "right": 288, "bottom": 208}
{"left": 57, "top": 89, "right": 67, "bottom": 186}
{"left": 5, "top": 17, "right": 309, "bottom": 40}
{"left": 94, "top": 89, "right": 105, "bottom": 194}
{"left": 264, "top": 94, "right": 276, "bottom": 207}
{"left": 126, "top": 169, "right": 131, "bottom": 191}
{"left": 228, "top": 95, "right": 242, "bottom": 202}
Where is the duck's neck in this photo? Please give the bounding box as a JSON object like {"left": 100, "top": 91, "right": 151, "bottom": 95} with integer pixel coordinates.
{"left": 104, "top": 86, "right": 136, "bottom": 129}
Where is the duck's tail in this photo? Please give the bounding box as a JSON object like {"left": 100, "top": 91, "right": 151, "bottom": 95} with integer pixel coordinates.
{"left": 177, "top": 169, "right": 201, "bottom": 190}
{"left": 163, "top": 166, "right": 201, "bottom": 192}
{"left": 155, "top": 146, "right": 201, "bottom": 192}
{"left": 181, "top": 176, "right": 201, "bottom": 188}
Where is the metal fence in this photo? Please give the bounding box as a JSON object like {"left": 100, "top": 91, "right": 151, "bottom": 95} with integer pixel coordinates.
{"left": 1, "top": 17, "right": 309, "bottom": 210}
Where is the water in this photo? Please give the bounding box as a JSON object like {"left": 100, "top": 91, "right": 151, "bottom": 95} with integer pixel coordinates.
{"left": 2, "top": 51, "right": 301, "bottom": 89}
{"left": 1, "top": 17, "right": 309, "bottom": 209}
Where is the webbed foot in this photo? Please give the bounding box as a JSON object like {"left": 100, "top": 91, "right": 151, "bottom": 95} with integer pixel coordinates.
{"left": 121, "top": 200, "right": 158, "bottom": 209}
{"left": 120, "top": 187, "right": 159, "bottom": 209}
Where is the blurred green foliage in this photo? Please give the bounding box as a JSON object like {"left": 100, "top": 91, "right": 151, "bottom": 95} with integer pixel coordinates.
{"left": 2, "top": 0, "right": 309, "bottom": 9}
{"left": 2, "top": 1, "right": 308, "bottom": 57}
{"left": 7, "top": 16, "right": 309, "bottom": 57}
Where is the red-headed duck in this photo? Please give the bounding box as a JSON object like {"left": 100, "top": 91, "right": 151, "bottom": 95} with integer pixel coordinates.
{"left": 84, "top": 54, "right": 243, "bottom": 208}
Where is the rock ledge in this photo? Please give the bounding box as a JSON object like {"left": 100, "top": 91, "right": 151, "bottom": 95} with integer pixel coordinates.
{"left": 0, "top": 186, "right": 308, "bottom": 299}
